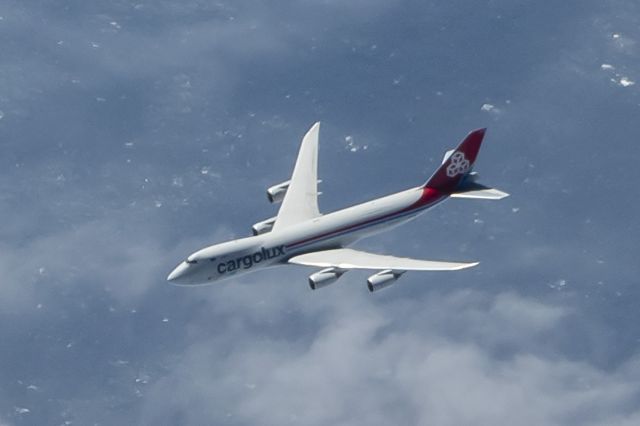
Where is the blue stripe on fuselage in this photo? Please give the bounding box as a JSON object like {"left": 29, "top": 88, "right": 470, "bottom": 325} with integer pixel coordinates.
{"left": 285, "top": 201, "right": 436, "bottom": 251}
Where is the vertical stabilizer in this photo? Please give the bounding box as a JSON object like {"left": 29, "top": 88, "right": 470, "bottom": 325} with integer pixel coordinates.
{"left": 423, "top": 128, "right": 486, "bottom": 193}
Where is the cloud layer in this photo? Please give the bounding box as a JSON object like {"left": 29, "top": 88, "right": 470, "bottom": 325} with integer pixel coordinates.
{"left": 1, "top": 0, "right": 640, "bottom": 425}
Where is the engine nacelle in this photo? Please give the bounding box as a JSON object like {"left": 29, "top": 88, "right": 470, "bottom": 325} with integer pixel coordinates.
{"left": 267, "top": 180, "right": 291, "bottom": 204}
{"left": 252, "top": 216, "right": 276, "bottom": 235}
{"left": 267, "top": 179, "right": 322, "bottom": 204}
{"left": 367, "top": 270, "right": 403, "bottom": 292}
{"left": 309, "top": 268, "right": 346, "bottom": 290}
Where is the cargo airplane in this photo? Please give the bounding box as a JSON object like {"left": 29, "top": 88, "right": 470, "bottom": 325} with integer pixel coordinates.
{"left": 167, "top": 123, "right": 508, "bottom": 292}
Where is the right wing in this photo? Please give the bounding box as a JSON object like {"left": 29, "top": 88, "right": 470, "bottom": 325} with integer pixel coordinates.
{"left": 272, "top": 123, "right": 321, "bottom": 231}
{"left": 288, "top": 248, "right": 478, "bottom": 271}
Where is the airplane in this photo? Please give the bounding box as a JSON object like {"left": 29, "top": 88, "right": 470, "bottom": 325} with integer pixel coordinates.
{"left": 167, "top": 123, "right": 508, "bottom": 292}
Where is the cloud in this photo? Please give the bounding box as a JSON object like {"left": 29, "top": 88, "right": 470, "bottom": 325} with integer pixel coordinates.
{"left": 0, "top": 210, "right": 199, "bottom": 314}
{"left": 128, "top": 287, "right": 640, "bottom": 426}
{"left": 2, "top": 0, "right": 640, "bottom": 424}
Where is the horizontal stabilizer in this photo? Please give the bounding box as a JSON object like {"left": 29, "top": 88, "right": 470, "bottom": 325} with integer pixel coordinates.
{"left": 442, "top": 149, "right": 455, "bottom": 164}
{"left": 450, "top": 182, "right": 509, "bottom": 200}
{"left": 288, "top": 248, "right": 478, "bottom": 271}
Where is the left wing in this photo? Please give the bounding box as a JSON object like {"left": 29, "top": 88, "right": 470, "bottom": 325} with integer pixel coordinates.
{"left": 288, "top": 248, "right": 478, "bottom": 271}
{"left": 272, "top": 122, "right": 321, "bottom": 231}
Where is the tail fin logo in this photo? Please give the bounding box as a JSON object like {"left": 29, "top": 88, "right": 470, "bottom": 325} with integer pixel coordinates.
{"left": 446, "top": 151, "right": 470, "bottom": 177}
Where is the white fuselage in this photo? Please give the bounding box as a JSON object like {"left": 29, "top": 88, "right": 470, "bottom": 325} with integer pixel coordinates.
{"left": 167, "top": 186, "right": 447, "bottom": 285}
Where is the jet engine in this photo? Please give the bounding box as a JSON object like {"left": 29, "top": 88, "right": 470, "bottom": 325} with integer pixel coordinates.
{"left": 252, "top": 216, "right": 276, "bottom": 235}
{"left": 267, "top": 179, "right": 322, "bottom": 203}
{"left": 367, "top": 270, "right": 404, "bottom": 292}
{"left": 309, "top": 267, "right": 346, "bottom": 290}
{"left": 267, "top": 180, "right": 291, "bottom": 204}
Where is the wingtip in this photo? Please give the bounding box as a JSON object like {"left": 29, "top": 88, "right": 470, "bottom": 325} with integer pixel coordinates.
{"left": 305, "top": 121, "right": 321, "bottom": 136}
{"left": 302, "top": 122, "right": 321, "bottom": 141}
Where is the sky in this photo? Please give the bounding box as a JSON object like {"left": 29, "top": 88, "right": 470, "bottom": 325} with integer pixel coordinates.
{"left": 1, "top": 0, "right": 640, "bottom": 424}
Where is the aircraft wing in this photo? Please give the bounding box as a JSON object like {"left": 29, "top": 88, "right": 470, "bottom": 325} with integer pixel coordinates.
{"left": 272, "top": 123, "right": 321, "bottom": 231}
{"left": 288, "top": 248, "right": 478, "bottom": 271}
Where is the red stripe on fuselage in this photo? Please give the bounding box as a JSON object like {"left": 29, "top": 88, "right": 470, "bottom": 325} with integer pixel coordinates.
{"left": 404, "top": 187, "right": 442, "bottom": 211}
{"left": 286, "top": 187, "right": 444, "bottom": 249}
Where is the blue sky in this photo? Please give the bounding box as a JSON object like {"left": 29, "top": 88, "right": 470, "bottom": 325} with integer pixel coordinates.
{"left": 1, "top": 0, "right": 639, "bottom": 424}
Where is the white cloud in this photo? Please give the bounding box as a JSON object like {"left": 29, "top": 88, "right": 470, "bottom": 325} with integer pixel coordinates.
{"left": 131, "top": 287, "right": 640, "bottom": 425}
{"left": 480, "top": 103, "right": 504, "bottom": 117}
{"left": 2, "top": 1, "right": 640, "bottom": 424}
{"left": 0, "top": 213, "right": 201, "bottom": 313}
{"left": 617, "top": 77, "right": 635, "bottom": 87}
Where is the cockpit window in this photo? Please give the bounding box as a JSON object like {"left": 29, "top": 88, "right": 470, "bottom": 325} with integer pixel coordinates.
{"left": 209, "top": 257, "right": 217, "bottom": 262}
{"left": 186, "top": 259, "right": 198, "bottom": 265}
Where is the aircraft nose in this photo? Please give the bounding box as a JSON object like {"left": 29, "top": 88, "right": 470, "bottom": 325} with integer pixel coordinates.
{"left": 167, "top": 262, "right": 189, "bottom": 283}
